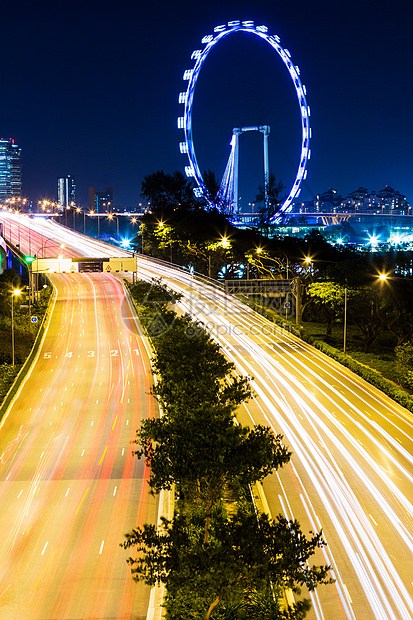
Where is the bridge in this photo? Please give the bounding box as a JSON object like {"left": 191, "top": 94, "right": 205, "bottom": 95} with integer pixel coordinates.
{"left": 287, "top": 211, "right": 413, "bottom": 226}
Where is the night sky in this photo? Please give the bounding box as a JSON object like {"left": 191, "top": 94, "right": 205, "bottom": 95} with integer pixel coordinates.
{"left": 2, "top": 0, "right": 413, "bottom": 208}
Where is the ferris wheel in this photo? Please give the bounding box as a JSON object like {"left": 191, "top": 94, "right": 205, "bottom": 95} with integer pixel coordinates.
{"left": 177, "top": 20, "right": 311, "bottom": 221}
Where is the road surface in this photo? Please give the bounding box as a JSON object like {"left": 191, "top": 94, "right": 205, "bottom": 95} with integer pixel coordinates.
{"left": 0, "top": 271, "right": 157, "bottom": 619}
{"left": 2, "top": 213, "right": 413, "bottom": 619}
{"left": 135, "top": 257, "right": 413, "bottom": 620}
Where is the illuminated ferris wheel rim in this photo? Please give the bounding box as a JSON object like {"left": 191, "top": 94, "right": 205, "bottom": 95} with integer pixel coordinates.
{"left": 177, "top": 20, "right": 311, "bottom": 219}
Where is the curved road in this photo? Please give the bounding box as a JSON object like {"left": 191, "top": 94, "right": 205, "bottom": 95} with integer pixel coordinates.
{"left": 2, "top": 214, "right": 413, "bottom": 619}
{"left": 0, "top": 269, "right": 157, "bottom": 619}
{"left": 135, "top": 257, "right": 413, "bottom": 620}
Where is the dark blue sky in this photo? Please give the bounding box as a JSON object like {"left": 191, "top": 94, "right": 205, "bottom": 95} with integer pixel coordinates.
{"left": 2, "top": 0, "right": 412, "bottom": 208}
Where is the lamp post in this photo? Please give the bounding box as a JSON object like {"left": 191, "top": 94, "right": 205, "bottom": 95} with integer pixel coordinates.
{"left": 140, "top": 223, "right": 144, "bottom": 254}
{"left": 343, "top": 285, "right": 347, "bottom": 355}
{"left": 90, "top": 210, "right": 100, "bottom": 239}
{"left": 38, "top": 238, "right": 62, "bottom": 259}
{"left": 11, "top": 289, "right": 21, "bottom": 366}
{"left": 108, "top": 213, "right": 119, "bottom": 241}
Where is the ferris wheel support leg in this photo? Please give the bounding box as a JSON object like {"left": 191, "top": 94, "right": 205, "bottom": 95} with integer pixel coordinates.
{"left": 233, "top": 129, "right": 241, "bottom": 218}
{"left": 260, "top": 125, "right": 271, "bottom": 210}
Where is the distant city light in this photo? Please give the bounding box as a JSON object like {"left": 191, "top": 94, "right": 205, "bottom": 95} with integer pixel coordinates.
{"left": 367, "top": 234, "right": 380, "bottom": 248}
{"left": 389, "top": 233, "right": 404, "bottom": 246}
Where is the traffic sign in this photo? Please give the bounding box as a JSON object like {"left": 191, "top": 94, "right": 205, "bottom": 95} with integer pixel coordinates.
{"left": 31, "top": 316, "right": 38, "bottom": 323}
{"left": 284, "top": 301, "right": 291, "bottom": 309}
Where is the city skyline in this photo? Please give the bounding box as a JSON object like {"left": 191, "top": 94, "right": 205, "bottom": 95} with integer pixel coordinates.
{"left": 1, "top": 0, "right": 412, "bottom": 207}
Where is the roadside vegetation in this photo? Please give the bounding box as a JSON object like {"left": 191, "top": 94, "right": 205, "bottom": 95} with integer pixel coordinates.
{"left": 123, "top": 279, "right": 333, "bottom": 619}
{"left": 0, "top": 268, "right": 51, "bottom": 405}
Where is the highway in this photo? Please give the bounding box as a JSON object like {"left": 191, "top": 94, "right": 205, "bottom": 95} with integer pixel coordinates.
{"left": 1, "top": 213, "right": 413, "bottom": 619}
{"left": 134, "top": 257, "right": 413, "bottom": 620}
{"left": 0, "top": 214, "right": 158, "bottom": 619}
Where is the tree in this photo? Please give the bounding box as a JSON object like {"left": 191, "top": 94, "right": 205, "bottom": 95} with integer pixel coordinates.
{"left": 202, "top": 169, "right": 220, "bottom": 209}
{"left": 306, "top": 282, "right": 346, "bottom": 335}
{"left": 245, "top": 249, "right": 291, "bottom": 280}
{"left": 149, "top": 314, "right": 250, "bottom": 415}
{"left": 121, "top": 509, "right": 332, "bottom": 620}
{"left": 124, "top": 286, "right": 331, "bottom": 618}
{"left": 140, "top": 170, "right": 198, "bottom": 212}
{"left": 374, "top": 277, "right": 413, "bottom": 347}
{"left": 134, "top": 408, "right": 291, "bottom": 542}
{"left": 133, "top": 313, "right": 291, "bottom": 540}
{"left": 255, "top": 172, "right": 285, "bottom": 237}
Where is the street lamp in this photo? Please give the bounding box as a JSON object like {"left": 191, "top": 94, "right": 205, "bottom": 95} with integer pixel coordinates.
{"left": 139, "top": 223, "right": 145, "bottom": 254}
{"left": 11, "top": 289, "right": 21, "bottom": 366}
{"left": 90, "top": 210, "right": 100, "bottom": 239}
{"left": 107, "top": 213, "right": 119, "bottom": 242}
{"left": 38, "top": 238, "right": 64, "bottom": 258}
{"left": 343, "top": 284, "right": 347, "bottom": 355}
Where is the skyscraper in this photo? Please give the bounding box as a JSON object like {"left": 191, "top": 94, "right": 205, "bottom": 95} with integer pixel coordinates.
{"left": 57, "top": 174, "right": 76, "bottom": 209}
{"left": 88, "top": 186, "right": 113, "bottom": 212}
{"left": 0, "top": 138, "right": 22, "bottom": 201}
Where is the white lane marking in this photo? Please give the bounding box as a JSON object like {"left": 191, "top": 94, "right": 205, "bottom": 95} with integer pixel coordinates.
{"left": 343, "top": 584, "right": 352, "bottom": 604}
{"left": 113, "top": 486, "right": 117, "bottom": 496}
{"left": 17, "top": 490, "right": 23, "bottom": 498}
{"left": 81, "top": 449, "right": 85, "bottom": 456}
{"left": 99, "top": 540, "right": 105, "bottom": 554}
{"left": 40, "top": 451, "right": 44, "bottom": 459}
{"left": 369, "top": 514, "right": 378, "bottom": 526}
{"left": 41, "top": 542, "right": 48, "bottom": 555}
{"left": 91, "top": 421, "right": 94, "bottom": 426}
{"left": 126, "top": 420, "right": 129, "bottom": 426}
{"left": 122, "top": 448, "right": 125, "bottom": 456}
{"left": 65, "top": 488, "right": 70, "bottom": 497}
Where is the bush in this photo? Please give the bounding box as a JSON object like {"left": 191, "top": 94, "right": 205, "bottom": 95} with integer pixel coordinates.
{"left": 307, "top": 338, "right": 413, "bottom": 413}
{"left": 395, "top": 343, "right": 413, "bottom": 390}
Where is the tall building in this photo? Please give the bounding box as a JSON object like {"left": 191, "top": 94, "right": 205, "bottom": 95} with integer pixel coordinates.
{"left": 0, "top": 138, "right": 22, "bottom": 201}
{"left": 313, "top": 188, "right": 343, "bottom": 213}
{"left": 57, "top": 174, "right": 76, "bottom": 209}
{"left": 88, "top": 186, "right": 113, "bottom": 212}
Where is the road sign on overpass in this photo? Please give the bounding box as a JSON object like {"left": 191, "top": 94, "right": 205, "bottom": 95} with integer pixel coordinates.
{"left": 225, "top": 279, "right": 292, "bottom": 296}
{"left": 30, "top": 256, "right": 137, "bottom": 274}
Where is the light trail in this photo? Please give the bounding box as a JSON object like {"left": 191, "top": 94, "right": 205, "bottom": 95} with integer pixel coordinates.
{"left": 3, "top": 216, "right": 413, "bottom": 618}
{"left": 0, "top": 267, "right": 157, "bottom": 618}
{"left": 132, "top": 258, "right": 413, "bottom": 620}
